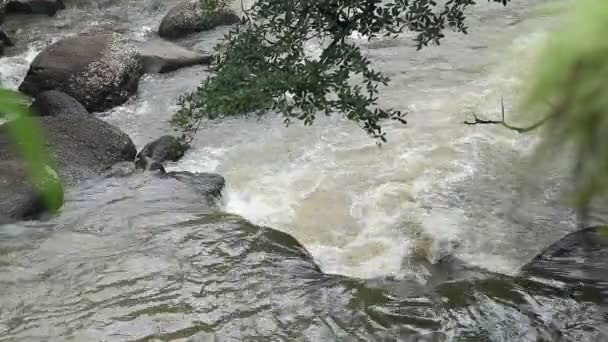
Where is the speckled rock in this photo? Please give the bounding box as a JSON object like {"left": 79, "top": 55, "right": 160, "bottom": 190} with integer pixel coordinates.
{"left": 158, "top": 1, "right": 240, "bottom": 39}
{"left": 19, "top": 31, "right": 143, "bottom": 112}
{"left": 0, "top": 115, "right": 137, "bottom": 185}
{"left": 30, "top": 90, "right": 88, "bottom": 116}
{"left": 4, "top": 0, "right": 65, "bottom": 15}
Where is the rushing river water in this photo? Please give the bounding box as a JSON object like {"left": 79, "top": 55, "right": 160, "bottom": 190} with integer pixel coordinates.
{"left": 1, "top": 0, "right": 608, "bottom": 340}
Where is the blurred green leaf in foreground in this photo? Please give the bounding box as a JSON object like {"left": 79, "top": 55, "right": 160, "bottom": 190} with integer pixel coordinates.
{"left": 0, "top": 88, "right": 63, "bottom": 214}
{"left": 523, "top": 0, "right": 608, "bottom": 207}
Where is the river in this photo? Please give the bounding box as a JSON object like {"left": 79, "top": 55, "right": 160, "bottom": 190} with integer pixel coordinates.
{"left": 1, "top": 0, "right": 607, "bottom": 340}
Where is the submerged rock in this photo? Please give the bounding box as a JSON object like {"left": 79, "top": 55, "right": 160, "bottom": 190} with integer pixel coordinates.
{"left": 0, "top": 115, "right": 136, "bottom": 185}
{"left": 29, "top": 90, "right": 88, "bottom": 116}
{"left": 0, "top": 160, "right": 63, "bottom": 224}
{"left": 520, "top": 227, "right": 608, "bottom": 301}
{"left": 4, "top": 0, "right": 65, "bottom": 16}
{"left": 105, "top": 161, "right": 136, "bottom": 178}
{"left": 165, "top": 171, "right": 225, "bottom": 199}
{"left": 135, "top": 37, "right": 213, "bottom": 73}
{"left": 135, "top": 135, "right": 187, "bottom": 170}
{"left": 0, "top": 27, "right": 12, "bottom": 56}
{"left": 158, "top": 1, "right": 240, "bottom": 39}
{"left": 19, "top": 31, "right": 142, "bottom": 112}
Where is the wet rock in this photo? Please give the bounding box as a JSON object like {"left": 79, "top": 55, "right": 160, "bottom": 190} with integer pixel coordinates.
{"left": 19, "top": 31, "right": 142, "bottom": 112}
{"left": 105, "top": 161, "right": 136, "bottom": 178}
{"left": 29, "top": 90, "right": 88, "bottom": 116}
{"left": 0, "top": 28, "right": 12, "bottom": 46}
{"left": 0, "top": 27, "right": 12, "bottom": 56}
{"left": 158, "top": 1, "right": 240, "bottom": 39}
{"left": 135, "top": 135, "right": 187, "bottom": 170}
{"left": 0, "top": 160, "right": 63, "bottom": 224}
{"left": 4, "top": 0, "right": 65, "bottom": 15}
{"left": 165, "top": 171, "right": 224, "bottom": 199}
{"left": 520, "top": 227, "right": 608, "bottom": 300}
{"left": 0, "top": 1, "right": 5, "bottom": 23}
{"left": 0, "top": 115, "right": 137, "bottom": 185}
{"left": 135, "top": 37, "right": 213, "bottom": 73}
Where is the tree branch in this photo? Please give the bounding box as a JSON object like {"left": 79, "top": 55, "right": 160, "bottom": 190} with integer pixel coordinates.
{"left": 464, "top": 97, "right": 555, "bottom": 133}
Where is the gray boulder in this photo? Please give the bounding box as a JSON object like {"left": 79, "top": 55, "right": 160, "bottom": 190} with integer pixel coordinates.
{"left": 19, "top": 31, "right": 143, "bottom": 112}
{"left": 135, "top": 37, "right": 213, "bottom": 73}
{"left": 158, "top": 1, "right": 240, "bottom": 39}
{"left": 0, "top": 115, "right": 137, "bottom": 185}
{"left": 0, "top": 160, "right": 63, "bottom": 224}
{"left": 4, "top": 0, "right": 65, "bottom": 15}
{"left": 135, "top": 135, "right": 187, "bottom": 170}
{"left": 29, "top": 90, "right": 88, "bottom": 116}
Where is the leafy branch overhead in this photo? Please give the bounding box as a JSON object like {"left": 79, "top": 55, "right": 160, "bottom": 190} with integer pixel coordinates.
{"left": 173, "top": 0, "right": 510, "bottom": 142}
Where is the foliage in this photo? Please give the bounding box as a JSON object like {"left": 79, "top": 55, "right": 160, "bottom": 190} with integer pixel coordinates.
{"left": 198, "top": 0, "right": 229, "bottom": 12}
{"left": 174, "top": 0, "right": 510, "bottom": 143}
{"left": 522, "top": 0, "right": 608, "bottom": 205}
{"left": 0, "top": 89, "right": 63, "bottom": 212}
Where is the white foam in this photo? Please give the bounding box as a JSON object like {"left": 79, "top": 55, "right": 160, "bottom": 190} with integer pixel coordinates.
{"left": 163, "top": 10, "right": 557, "bottom": 280}
{"left": 0, "top": 46, "right": 41, "bottom": 89}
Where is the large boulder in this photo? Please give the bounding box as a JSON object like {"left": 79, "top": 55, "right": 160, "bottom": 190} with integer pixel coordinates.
{"left": 135, "top": 37, "right": 213, "bottom": 73}
{"left": 0, "top": 160, "right": 63, "bottom": 224}
{"left": 19, "top": 31, "right": 143, "bottom": 112}
{"left": 520, "top": 227, "right": 608, "bottom": 301}
{"left": 158, "top": 1, "right": 240, "bottom": 39}
{"left": 0, "top": 115, "right": 137, "bottom": 185}
{"left": 4, "top": 0, "right": 65, "bottom": 15}
{"left": 29, "top": 90, "right": 88, "bottom": 116}
{"left": 135, "top": 135, "right": 187, "bottom": 170}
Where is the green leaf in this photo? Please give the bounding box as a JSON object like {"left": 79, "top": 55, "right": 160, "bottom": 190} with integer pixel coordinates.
{"left": 0, "top": 89, "right": 63, "bottom": 213}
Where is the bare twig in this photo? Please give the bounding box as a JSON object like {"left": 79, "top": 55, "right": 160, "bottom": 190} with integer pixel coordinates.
{"left": 240, "top": 0, "right": 251, "bottom": 22}
{"left": 464, "top": 97, "right": 555, "bottom": 133}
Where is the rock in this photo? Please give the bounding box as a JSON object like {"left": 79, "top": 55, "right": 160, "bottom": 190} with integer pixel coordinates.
{"left": 0, "top": 115, "right": 137, "bottom": 185}
{"left": 5, "top": 0, "right": 64, "bottom": 16}
{"left": 0, "top": 27, "right": 12, "bottom": 56}
{"left": 520, "top": 227, "right": 608, "bottom": 298}
{"left": 135, "top": 38, "right": 213, "bottom": 73}
{"left": 0, "top": 160, "right": 63, "bottom": 224}
{"left": 19, "top": 31, "right": 142, "bottom": 112}
{"left": 0, "top": 1, "right": 5, "bottom": 23}
{"left": 0, "top": 28, "right": 12, "bottom": 46}
{"left": 135, "top": 135, "right": 187, "bottom": 170}
{"left": 165, "top": 171, "right": 225, "bottom": 199}
{"left": 158, "top": 1, "right": 240, "bottom": 39}
{"left": 5, "top": 0, "right": 65, "bottom": 15}
{"left": 29, "top": 90, "right": 89, "bottom": 116}
{"left": 105, "top": 161, "right": 136, "bottom": 178}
